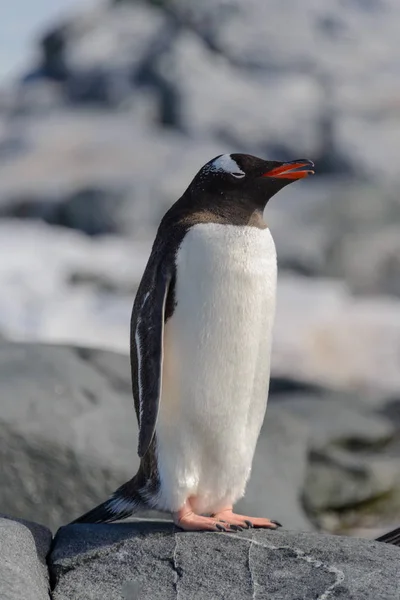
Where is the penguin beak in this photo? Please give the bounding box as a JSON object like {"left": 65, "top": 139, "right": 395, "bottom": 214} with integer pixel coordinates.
{"left": 263, "top": 159, "right": 315, "bottom": 180}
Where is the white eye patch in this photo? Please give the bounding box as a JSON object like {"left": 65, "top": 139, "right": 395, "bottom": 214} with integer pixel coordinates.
{"left": 210, "top": 154, "right": 245, "bottom": 177}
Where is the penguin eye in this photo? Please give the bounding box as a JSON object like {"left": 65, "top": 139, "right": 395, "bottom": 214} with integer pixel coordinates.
{"left": 231, "top": 172, "right": 245, "bottom": 179}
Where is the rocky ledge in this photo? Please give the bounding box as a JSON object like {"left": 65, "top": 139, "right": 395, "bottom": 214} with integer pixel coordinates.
{"left": 1, "top": 338, "right": 400, "bottom": 536}
{"left": 0, "top": 515, "right": 52, "bottom": 600}
{"left": 49, "top": 520, "right": 400, "bottom": 600}
{"left": 1, "top": 516, "right": 399, "bottom": 600}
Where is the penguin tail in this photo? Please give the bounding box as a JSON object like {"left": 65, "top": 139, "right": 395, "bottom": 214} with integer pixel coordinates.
{"left": 70, "top": 479, "right": 145, "bottom": 525}
{"left": 376, "top": 526, "right": 400, "bottom": 547}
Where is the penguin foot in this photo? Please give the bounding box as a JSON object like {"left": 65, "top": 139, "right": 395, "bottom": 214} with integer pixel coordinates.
{"left": 173, "top": 505, "right": 235, "bottom": 532}
{"left": 211, "top": 507, "right": 281, "bottom": 530}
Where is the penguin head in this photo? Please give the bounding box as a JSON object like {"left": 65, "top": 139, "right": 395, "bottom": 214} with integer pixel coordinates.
{"left": 191, "top": 153, "right": 314, "bottom": 208}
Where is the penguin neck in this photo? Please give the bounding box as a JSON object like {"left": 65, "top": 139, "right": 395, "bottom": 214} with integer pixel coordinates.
{"left": 180, "top": 190, "right": 268, "bottom": 228}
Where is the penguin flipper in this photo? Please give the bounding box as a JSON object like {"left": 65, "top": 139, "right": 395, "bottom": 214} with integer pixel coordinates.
{"left": 131, "top": 261, "right": 172, "bottom": 459}
{"left": 376, "top": 526, "right": 400, "bottom": 547}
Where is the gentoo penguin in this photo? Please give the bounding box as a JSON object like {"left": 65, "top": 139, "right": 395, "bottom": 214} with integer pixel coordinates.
{"left": 376, "top": 526, "right": 400, "bottom": 547}
{"left": 72, "top": 153, "right": 314, "bottom": 532}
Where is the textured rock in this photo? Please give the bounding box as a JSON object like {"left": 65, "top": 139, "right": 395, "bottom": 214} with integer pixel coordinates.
{"left": 0, "top": 110, "right": 221, "bottom": 234}
{"left": 304, "top": 450, "right": 399, "bottom": 513}
{"left": 0, "top": 341, "right": 139, "bottom": 531}
{"left": 276, "top": 392, "right": 399, "bottom": 512}
{"left": 236, "top": 404, "right": 310, "bottom": 530}
{"left": 49, "top": 519, "right": 400, "bottom": 600}
{"left": 2, "top": 336, "right": 399, "bottom": 534}
{"left": 274, "top": 391, "right": 400, "bottom": 534}
{"left": 0, "top": 515, "right": 52, "bottom": 600}
{"left": 0, "top": 186, "right": 127, "bottom": 236}
{"left": 0, "top": 339, "right": 311, "bottom": 531}
{"left": 267, "top": 178, "right": 400, "bottom": 290}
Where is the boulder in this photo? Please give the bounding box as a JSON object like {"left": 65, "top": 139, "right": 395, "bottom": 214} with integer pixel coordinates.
{"left": 0, "top": 186, "right": 127, "bottom": 236}
{"left": 0, "top": 515, "right": 52, "bottom": 600}
{"left": 49, "top": 519, "right": 400, "bottom": 600}
{"left": 0, "top": 336, "right": 398, "bottom": 536}
{"left": 0, "top": 339, "right": 311, "bottom": 532}
{"left": 276, "top": 393, "right": 399, "bottom": 514}
{"left": 0, "top": 341, "right": 141, "bottom": 532}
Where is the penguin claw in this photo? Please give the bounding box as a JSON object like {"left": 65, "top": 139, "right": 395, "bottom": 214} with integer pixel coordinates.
{"left": 244, "top": 520, "right": 253, "bottom": 529}
{"left": 270, "top": 520, "right": 283, "bottom": 528}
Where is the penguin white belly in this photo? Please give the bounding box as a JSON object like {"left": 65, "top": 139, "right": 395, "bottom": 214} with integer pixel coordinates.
{"left": 156, "top": 223, "right": 277, "bottom": 513}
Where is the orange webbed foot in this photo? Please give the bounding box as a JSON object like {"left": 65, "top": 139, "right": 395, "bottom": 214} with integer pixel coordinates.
{"left": 211, "top": 507, "right": 282, "bottom": 530}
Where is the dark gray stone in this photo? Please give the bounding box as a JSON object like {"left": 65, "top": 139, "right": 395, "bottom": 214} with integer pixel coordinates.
{"left": 275, "top": 393, "right": 400, "bottom": 517}
{"left": 0, "top": 515, "right": 52, "bottom": 600}
{"left": 1, "top": 337, "right": 398, "bottom": 534}
{"left": 0, "top": 338, "right": 397, "bottom": 536}
{"left": 0, "top": 341, "right": 141, "bottom": 532}
{"left": 236, "top": 404, "right": 311, "bottom": 531}
{"left": 49, "top": 519, "right": 400, "bottom": 600}
{"left": 275, "top": 393, "right": 395, "bottom": 448}
{"left": 0, "top": 340, "right": 311, "bottom": 532}
{"left": 0, "top": 186, "right": 126, "bottom": 236}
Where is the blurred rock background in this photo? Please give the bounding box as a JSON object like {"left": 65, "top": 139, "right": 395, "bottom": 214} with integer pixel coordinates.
{"left": 0, "top": 0, "right": 399, "bottom": 538}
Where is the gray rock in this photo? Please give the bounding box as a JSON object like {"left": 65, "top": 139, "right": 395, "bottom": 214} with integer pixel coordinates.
{"left": 328, "top": 224, "right": 400, "bottom": 297}
{"left": 1, "top": 337, "right": 398, "bottom": 533}
{"left": 275, "top": 393, "right": 400, "bottom": 519}
{"left": 0, "top": 339, "right": 311, "bottom": 532}
{"left": 275, "top": 393, "right": 395, "bottom": 447}
{"left": 304, "top": 449, "right": 399, "bottom": 513}
{"left": 0, "top": 186, "right": 127, "bottom": 236}
{"left": 268, "top": 178, "right": 400, "bottom": 293}
{"left": 0, "top": 341, "right": 140, "bottom": 531}
{"left": 0, "top": 515, "right": 52, "bottom": 600}
{"left": 237, "top": 404, "right": 311, "bottom": 531}
{"left": 49, "top": 519, "right": 400, "bottom": 600}
{"left": 0, "top": 110, "right": 221, "bottom": 234}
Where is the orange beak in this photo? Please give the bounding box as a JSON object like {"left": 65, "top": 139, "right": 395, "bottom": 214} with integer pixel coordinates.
{"left": 262, "top": 160, "right": 315, "bottom": 180}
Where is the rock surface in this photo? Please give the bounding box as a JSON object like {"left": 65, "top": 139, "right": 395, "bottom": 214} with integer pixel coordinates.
{"left": 0, "top": 340, "right": 141, "bottom": 532}
{"left": 0, "top": 339, "right": 311, "bottom": 532}
{"left": 49, "top": 519, "right": 400, "bottom": 600}
{"left": 1, "top": 338, "right": 398, "bottom": 535}
{"left": 0, "top": 515, "right": 52, "bottom": 600}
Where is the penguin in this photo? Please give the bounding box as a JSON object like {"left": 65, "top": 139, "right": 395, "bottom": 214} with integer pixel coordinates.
{"left": 72, "top": 153, "right": 314, "bottom": 532}
{"left": 376, "top": 526, "right": 400, "bottom": 547}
